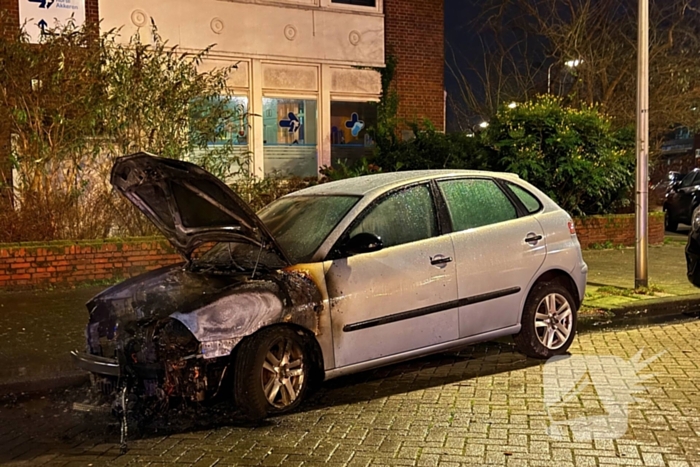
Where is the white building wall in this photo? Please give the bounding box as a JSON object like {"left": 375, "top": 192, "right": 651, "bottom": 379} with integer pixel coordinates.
{"left": 99, "top": 0, "right": 384, "bottom": 178}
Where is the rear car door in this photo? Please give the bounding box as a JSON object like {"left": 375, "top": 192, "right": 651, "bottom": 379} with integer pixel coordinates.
{"left": 436, "top": 178, "right": 547, "bottom": 338}
{"left": 324, "top": 183, "right": 459, "bottom": 368}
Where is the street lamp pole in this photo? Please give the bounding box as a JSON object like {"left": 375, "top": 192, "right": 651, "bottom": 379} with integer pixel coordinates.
{"left": 635, "top": 0, "right": 649, "bottom": 288}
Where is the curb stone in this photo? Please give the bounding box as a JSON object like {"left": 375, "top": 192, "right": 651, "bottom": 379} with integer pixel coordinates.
{"left": 579, "top": 293, "right": 700, "bottom": 331}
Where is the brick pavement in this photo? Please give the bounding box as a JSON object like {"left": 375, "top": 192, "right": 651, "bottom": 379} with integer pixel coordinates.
{"left": 1, "top": 320, "right": 700, "bottom": 466}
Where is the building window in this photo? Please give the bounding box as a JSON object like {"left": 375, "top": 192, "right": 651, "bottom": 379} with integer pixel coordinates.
{"left": 189, "top": 96, "right": 249, "bottom": 181}
{"left": 331, "top": 101, "right": 377, "bottom": 166}
{"left": 263, "top": 97, "right": 318, "bottom": 178}
{"left": 331, "top": 0, "right": 376, "bottom": 6}
{"left": 209, "top": 96, "right": 249, "bottom": 146}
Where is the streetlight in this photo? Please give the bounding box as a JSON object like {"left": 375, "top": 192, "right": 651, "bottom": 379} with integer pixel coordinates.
{"left": 636, "top": 0, "right": 649, "bottom": 288}
{"left": 479, "top": 121, "right": 490, "bottom": 129}
{"left": 548, "top": 59, "right": 584, "bottom": 94}
{"left": 508, "top": 102, "right": 518, "bottom": 109}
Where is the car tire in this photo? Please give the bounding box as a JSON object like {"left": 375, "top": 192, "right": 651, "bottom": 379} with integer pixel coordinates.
{"left": 665, "top": 209, "right": 678, "bottom": 232}
{"left": 513, "top": 282, "right": 577, "bottom": 359}
{"left": 234, "top": 326, "right": 311, "bottom": 421}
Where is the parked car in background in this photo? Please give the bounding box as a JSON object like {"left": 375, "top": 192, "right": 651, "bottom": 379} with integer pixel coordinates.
{"left": 664, "top": 169, "right": 700, "bottom": 231}
{"left": 686, "top": 206, "right": 700, "bottom": 287}
{"left": 651, "top": 171, "right": 685, "bottom": 208}
{"left": 72, "top": 153, "right": 587, "bottom": 420}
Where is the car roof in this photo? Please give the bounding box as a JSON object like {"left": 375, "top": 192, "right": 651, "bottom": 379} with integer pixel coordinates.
{"left": 290, "top": 170, "right": 522, "bottom": 198}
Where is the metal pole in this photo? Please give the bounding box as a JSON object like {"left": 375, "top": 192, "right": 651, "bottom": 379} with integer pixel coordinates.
{"left": 547, "top": 63, "right": 554, "bottom": 94}
{"left": 635, "top": 0, "right": 649, "bottom": 288}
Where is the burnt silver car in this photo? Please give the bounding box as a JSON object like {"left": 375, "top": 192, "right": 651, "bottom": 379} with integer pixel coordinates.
{"left": 72, "top": 153, "right": 587, "bottom": 420}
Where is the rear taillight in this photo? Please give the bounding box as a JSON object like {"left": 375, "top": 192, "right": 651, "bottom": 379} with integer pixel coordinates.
{"left": 568, "top": 220, "right": 577, "bottom": 235}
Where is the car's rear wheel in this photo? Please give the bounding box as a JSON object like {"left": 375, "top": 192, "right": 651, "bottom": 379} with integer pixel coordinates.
{"left": 513, "top": 282, "right": 577, "bottom": 359}
{"left": 234, "top": 326, "right": 311, "bottom": 420}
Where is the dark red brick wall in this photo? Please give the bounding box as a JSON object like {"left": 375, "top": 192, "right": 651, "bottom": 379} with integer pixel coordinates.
{"left": 384, "top": 0, "right": 445, "bottom": 130}
{"left": 0, "top": 0, "right": 19, "bottom": 36}
{"left": 0, "top": 239, "right": 182, "bottom": 289}
{"left": 574, "top": 213, "right": 665, "bottom": 249}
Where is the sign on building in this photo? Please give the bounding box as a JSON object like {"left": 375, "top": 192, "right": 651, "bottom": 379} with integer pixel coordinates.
{"left": 19, "top": 0, "right": 86, "bottom": 43}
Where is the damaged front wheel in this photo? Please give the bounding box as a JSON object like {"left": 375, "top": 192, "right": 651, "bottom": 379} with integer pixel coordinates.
{"left": 234, "top": 326, "right": 311, "bottom": 420}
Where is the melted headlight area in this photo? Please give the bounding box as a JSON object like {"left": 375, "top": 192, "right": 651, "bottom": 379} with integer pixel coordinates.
{"left": 155, "top": 319, "right": 228, "bottom": 403}
{"left": 107, "top": 318, "right": 230, "bottom": 404}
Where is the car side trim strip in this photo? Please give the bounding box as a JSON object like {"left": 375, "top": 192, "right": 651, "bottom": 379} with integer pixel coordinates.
{"left": 326, "top": 324, "right": 522, "bottom": 380}
{"left": 342, "top": 287, "right": 521, "bottom": 333}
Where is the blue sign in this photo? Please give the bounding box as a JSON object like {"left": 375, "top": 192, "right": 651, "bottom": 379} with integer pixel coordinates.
{"left": 279, "top": 112, "right": 300, "bottom": 134}
{"left": 345, "top": 113, "right": 365, "bottom": 137}
{"left": 29, "top": 0, "right": 54, "bottom": 9}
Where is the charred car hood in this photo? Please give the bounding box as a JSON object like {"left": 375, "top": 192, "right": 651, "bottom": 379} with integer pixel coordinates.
{"left": 111, "top": 153, "right": 290, "bottom": 263}
{"left": 87, "top": 264, "right": 241, "bottom": 324}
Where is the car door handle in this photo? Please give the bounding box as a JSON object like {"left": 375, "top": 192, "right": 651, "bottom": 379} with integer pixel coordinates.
{"left": 430, "top": 255, "right": 453, "bottom": 265}
{"left": 525, "top": 233, "right": 543, "bottom": 245}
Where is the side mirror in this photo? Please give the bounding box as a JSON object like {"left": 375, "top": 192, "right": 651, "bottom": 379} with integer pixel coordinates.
{"left": 343, "top": 233, "right": 383, "bottom": 256}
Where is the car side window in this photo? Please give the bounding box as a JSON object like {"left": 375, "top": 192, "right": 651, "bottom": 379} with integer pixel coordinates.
{"left": 349, "top": 184, "right": 438, "bottom": 249}
{"left": 439, "top": 179, "right": 517, "bottom": 231}
{"left": 507, "top": 182, "right": 542, "bottom": 214}
{"left": 680, "top": 172, "right": 697, "bottom": 188}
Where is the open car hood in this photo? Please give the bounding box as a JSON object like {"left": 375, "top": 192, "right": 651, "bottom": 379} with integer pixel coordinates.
{"left": 111, "top": 153, "right": 291, "bottom": 264}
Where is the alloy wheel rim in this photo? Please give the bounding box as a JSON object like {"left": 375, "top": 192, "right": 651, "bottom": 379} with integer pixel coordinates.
{"left": 534, "top": 293, "right": 573, "bottom": 350}
{"left": 261, "top": 337, "right": 305, "bottom": 409}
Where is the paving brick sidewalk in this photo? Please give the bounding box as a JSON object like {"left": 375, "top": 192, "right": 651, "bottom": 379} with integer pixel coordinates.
{"left": 0, "top": 286, "right": 104, "bottom": 391}
{"left": 1, "top": 319, "right": 699, "bottom": 466}
{"left": 0, "top": 243, "right": 698, "bottom": 394}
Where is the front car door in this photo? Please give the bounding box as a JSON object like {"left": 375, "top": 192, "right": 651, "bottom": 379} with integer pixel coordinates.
{"left": 324, "top": 183, "right": 459, "bottom": 368}
{"left": 436, "top": 178, "right": 547, "bottom": 338}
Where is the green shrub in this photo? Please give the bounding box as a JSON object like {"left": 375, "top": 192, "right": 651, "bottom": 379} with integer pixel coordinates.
{"left": 374, "top": 122, "right": 494, "bottom": 172}
{"left": 231, "top": 176, "right": 319, "bottom": 212}
{"left": 483, "top": 96, "right": 635, "bottom": 216}
{"left": 320, "top": 158, "right": 383, "bottom": 182}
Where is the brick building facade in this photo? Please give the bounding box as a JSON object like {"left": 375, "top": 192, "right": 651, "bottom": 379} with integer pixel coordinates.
{"left": 385, "top": 0, "right": 445, "bottom": 130}
{"left": 1, "top": 0, "right": 445, "bottom": 178}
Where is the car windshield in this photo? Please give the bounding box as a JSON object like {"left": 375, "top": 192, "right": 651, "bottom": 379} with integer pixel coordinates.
{"left": 257, "top": 195, "right": 360, "bottom": 263}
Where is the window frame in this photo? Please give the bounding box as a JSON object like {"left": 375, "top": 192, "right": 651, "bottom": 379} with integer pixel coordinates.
{"left": 503, "top": 181, "right": 544, "bottom": 216}
{"left": 320, "top": 0, "right": 382, "bottom": 14}
{"left": 326, "top": 181, "right": 444, "bottom": 260}
{"left": 329, "top": 0, "right": 376, "bottom": 7}
{"left": 433, "top": 176, "right": 526, "bottom": 234}
{"left": 680, "top": 170, "right": 699, "bottom": 188}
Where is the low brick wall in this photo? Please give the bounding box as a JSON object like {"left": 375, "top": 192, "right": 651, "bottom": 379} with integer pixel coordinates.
{"left": 0, "top": 238, "right": 182, "bottom": 289}
{"left": 0, "top": 213, "right": 667, "bottom": 289}
{"left": 574, "top": 212, "right": 665, "bottom": 249}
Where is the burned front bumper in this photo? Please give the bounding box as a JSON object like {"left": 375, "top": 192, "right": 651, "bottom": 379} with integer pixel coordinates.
{"left": 71, "top": 350, "right": 164, "bottom": 380}
{"left": 71, "top": 350, "right": 121, "bottom": 377}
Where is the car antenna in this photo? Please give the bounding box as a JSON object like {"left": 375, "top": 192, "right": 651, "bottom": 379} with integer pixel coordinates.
{"left": 251, "top": 241, "right": 264, "bottom": 278}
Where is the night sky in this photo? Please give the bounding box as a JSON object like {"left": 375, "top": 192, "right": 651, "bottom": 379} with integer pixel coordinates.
{"left": 444, "top": 0, "right": 482, "bottom": 130}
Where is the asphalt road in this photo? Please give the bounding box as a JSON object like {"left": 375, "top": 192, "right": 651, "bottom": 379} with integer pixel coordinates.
{"left": 1, "top": 319, "right": 699, "bottom": 466}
